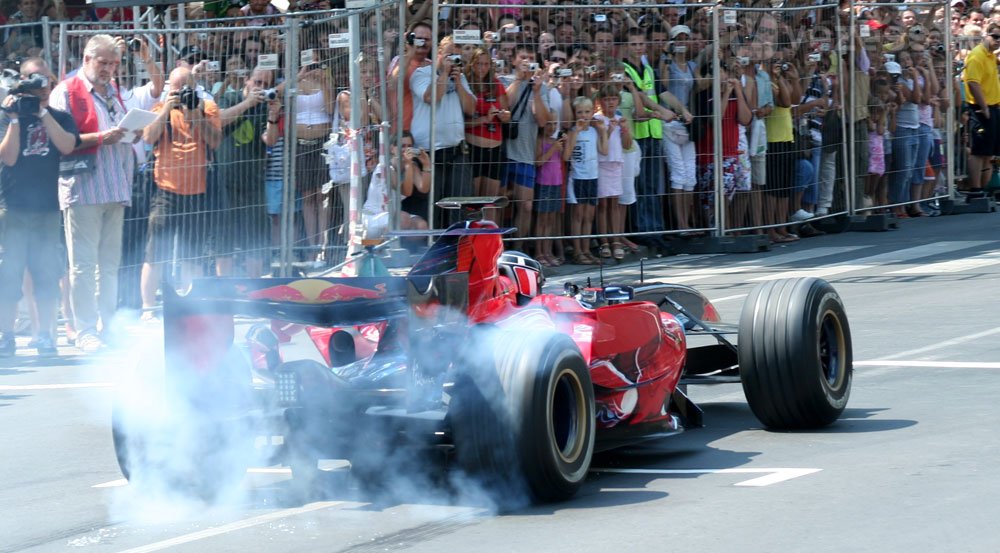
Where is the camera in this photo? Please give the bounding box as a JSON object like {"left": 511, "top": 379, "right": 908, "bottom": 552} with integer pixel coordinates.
{"left": 406, "top": 33, "right": 426, "bottom": 47}
{"left": 556, "top": 68, "right": 574, "bottom": 77}
{"left": 737, "top": 56, "right": 751, "bottom": 66}
{"left": 610, "top": 73, "right": 624, "bottom": 82}
{"left": 592, "top": 13, "right": 607, "bottom": 23}
{"left": 780, "top": 62, "right": 791, "bottom": 72}
{"left": 493, "top": 59, "right": 505, "bottom": 69}
{"left": 891, "top": 73, "right": 901, "bottom": 84}
{"left": 263, "top": 88, "right": 278, "bottom": 100}
{"left": 128, "top": 37, "right": 143, "bottom": 52}
{"left": 177, "top": 85, "right": 200, "bottom": 110}
{"left": 447, "top": 54, "right": 463, "bottom": 66}
{"left": 528, "top": 62, "right": 539, "bottom": 71}
{"left": 1, "top": 72, "right": 47, "bottom": 118}
{"left": 932, "top": 44, "right": 945, "bottom": 54}
{"left": 808, "top": 52, "right": 822, "bottom": 62}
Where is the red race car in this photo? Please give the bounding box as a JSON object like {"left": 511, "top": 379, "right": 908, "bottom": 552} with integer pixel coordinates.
{"left": 112, "top": 197, "right": 852, "bottom": 504}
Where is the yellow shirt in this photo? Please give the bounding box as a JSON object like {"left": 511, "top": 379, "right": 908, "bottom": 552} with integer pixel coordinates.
{"left": 765, "top": 105, "right": 794, "bottom": 143}
{"left": 963, "top": 44, "right": 1000, "bottom": 106}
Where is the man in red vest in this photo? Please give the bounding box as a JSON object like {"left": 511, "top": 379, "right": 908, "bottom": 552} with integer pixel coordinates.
{"left": 49, "top": 34, "right": 134, "bottom": 353}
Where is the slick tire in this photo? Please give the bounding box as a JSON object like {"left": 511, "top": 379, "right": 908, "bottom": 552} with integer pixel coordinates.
{"left": 738, "top": 277, "right": 852, "bottom": 429}
{"left": 451, "top": 331, "right": 595, "bottom": 505}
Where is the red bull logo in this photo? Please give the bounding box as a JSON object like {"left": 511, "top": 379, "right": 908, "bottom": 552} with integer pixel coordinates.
{"left": 248, "top": 279, "right": 387, "bottom": 304}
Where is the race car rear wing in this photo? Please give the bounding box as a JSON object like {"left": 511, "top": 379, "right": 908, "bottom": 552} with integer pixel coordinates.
{"left": 162, "top": 274, "right": 469, "bottom": 376}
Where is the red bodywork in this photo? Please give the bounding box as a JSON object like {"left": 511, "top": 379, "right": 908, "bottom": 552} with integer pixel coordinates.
{"left": 304, "top": 219, "right": 688, "bottom": 431}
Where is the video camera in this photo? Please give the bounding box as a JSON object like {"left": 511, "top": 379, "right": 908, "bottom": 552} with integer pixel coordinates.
{"left": 1, "top": 71, "right": 48, "bottom": 119}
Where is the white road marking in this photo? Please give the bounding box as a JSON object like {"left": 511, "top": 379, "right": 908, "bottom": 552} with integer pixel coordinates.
{"left": 591, "top": 467, "right": 822, "bottom": 487}
{"left": 888, "top": 248, "right": 1000, "bottom": 274}
{"left": 709, "top": 294, "right": 747, "bottom": 303}
{"left": 0, "top": 382, "right": 114, "bottom": 391}
{"left": 93, "top": 479, "right": 128, "bottom": 488}
{"left": 649, "top": 246, "right": 871, "bottom": 283}
{"left": 876, "top": 326, "right": 1000, "bottom": 361}
{"left": 115, "top": 501, "right": 345, "bottom": 553}
{"left": 856, "top": 360, "right": 1000, "bottom": 369}
{"left": 751, "top": 241, "right": 992, "bottom": 281}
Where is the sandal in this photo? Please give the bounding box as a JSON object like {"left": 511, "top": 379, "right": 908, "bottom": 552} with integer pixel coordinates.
{"left": 573, "top": 253, "right": 598, "bottom": 265}
{"left": 599, "top": 243, "right": 612, "bottom": 258}
{"left": 611, "top": 242, "right": 625, "bottom": 260}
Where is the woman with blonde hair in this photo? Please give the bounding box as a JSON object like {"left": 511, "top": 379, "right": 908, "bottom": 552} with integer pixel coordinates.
{"left": 464, "top": 47, "right": 511, "bottom": 198}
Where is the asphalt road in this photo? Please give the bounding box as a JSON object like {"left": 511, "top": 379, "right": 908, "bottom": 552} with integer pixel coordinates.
{"left": 2, "top": 210, "right": 999, "bottom": 553}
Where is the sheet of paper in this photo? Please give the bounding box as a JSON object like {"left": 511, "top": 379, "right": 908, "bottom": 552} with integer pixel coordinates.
{"left": 117, "top": 108, "right": 157, "bottom": 143}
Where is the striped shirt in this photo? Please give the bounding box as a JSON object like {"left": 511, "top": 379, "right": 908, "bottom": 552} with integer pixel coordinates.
{"left": 265, "top": 135, "right": 285, "bottom": 182}
{"left": 50, "top": 73, "right": 135, "bottom": 208}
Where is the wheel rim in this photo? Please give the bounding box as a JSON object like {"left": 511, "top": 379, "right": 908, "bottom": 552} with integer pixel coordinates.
{"left": 819, "top": 310, "right": 847, "bottom": 389}
{"left": 550, "top": 368, "right": 587, "bottom": 464}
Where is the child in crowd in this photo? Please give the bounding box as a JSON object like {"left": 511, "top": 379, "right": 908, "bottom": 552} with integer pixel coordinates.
{"left": 867, "top": 97, "right": 887, "bottom": 211}
{"left": 594, "top": 85, "right": 632, "bottom": 260}
{"left": 563, "top": 96, "right": 608, "bottom": 265}
{"left": 534, "top": 121, "right": 566, "bottom": 267}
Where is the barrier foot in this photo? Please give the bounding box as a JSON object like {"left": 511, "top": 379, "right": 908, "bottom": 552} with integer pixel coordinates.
{"left": 669, "top": 234, "right": 771, "bottom": 254}
{"left": 846, "top": 213, "right": 899, "bottom": 232}
{"left": 939, "top": 197, "right": 997, "bottom": 215}
{"left": 812, "top": 215, "right": 852, "bottom": 234}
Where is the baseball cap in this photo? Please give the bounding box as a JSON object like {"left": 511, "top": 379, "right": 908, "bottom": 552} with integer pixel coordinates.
{"left": 669, "top": 25, "right": 692, "bottom": 39}
{"left": 951, "top": 0, "right": 967, "bottom": 6}
{"left": 884, "top": 61, "right": 902, "bottom": 74}
{"left": 180, "top": 45, "right": 206, "bottom": 64}
{"left": 867, "top": 19, "right": 888, "bottom": 31}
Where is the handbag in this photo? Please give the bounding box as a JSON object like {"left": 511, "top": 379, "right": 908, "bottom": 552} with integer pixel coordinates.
{"left": 749, "top": 117, "right": 768, "bottom": 157}
{"left": 664, "top": 120, "right": 690, "bottom": 145}
{"left": 502, "top": 84, "right": 532, "bottom": 141}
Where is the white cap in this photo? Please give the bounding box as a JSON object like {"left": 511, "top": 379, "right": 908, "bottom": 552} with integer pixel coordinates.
{"left": 885, "top": 61, "right": 903, "bottom": 74}
{"left": 670, "top": 25, "right": 692, "bottom": 39}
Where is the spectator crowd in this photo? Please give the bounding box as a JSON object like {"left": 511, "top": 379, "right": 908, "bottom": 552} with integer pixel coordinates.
{"left": 0, "top": 0, "right": 995, "bottom": 357}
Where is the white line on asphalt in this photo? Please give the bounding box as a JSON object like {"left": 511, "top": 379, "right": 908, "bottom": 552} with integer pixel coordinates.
{"left": 856, "top": 360, "right": 1000, "bottom": 369}
{"left": 591, "top": 467, "right": 822, "bottom": 486}
{"left": 115, "top": 501, "right": 344, "bottom": 553}
{"left": 0, "top": 382, "right": 114, "bottom": 391}
{"left": 651, "top": 246, "right": 871, "bottom": 283}
{"left": 876, "top": 326, "right": 1000, "bottom": 360}
{"left": 709, "top": 294, "right": 747, "bottom": 303}
{"left": 888, "top": 248, "right": 1000, "bottom": 274}
{"left": 93, "top": 479, "right": 128, "bottom": 488}
{"left": 750, "top": 241, "right": 992, "bottom": 281}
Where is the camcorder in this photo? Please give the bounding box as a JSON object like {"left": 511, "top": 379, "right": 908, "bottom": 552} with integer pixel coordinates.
{"left": 176, "top": 85, "right": 200, "bottom": 110}
{"left": 1, "top": 71, "right": 48, "bottom": 118}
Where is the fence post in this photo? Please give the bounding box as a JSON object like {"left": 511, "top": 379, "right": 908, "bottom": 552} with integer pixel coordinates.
{"left": 346, "top": 11, "right": 365, "bottom": 267}
{"left": 41, "top": 17, "right": 52, "bottom": 70}
{"left": 57, "top": 22, "right": 67, "bottom": 81}
{"left": 711, "top": 6, "right": 724, "bottom": 238}
{"left": 945, "top": 0, "right": 956, "bottom": 201}
{"left": 428, "top": 0, "right": 440, "bottom": 230}
{"left": 279, "top": 18, "right": 300, "bottom": 277}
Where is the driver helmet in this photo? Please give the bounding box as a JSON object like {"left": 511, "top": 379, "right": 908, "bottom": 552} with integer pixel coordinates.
{"left": 498, "top": 250, "right": 545, "bottom": 302}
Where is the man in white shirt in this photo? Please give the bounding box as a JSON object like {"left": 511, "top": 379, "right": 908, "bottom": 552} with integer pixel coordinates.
{"left": 409, "top": 35, "right": 476, "bottom": 226}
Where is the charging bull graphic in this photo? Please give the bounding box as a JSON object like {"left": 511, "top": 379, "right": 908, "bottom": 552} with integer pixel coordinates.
{"left": 248, "top": 279, "right": 387, "bottom": 303}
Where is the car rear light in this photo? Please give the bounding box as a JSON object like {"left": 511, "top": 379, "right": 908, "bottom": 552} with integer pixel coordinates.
{"left": 275, "top": 371, "right": 299, "bottom": 405}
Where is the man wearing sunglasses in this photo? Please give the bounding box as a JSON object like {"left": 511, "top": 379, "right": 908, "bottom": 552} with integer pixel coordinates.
{"left": 962, "top": 24, "right": 1000, "bottom": 196}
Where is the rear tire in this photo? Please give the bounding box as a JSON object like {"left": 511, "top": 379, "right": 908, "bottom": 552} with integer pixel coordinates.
{"left": 738, "top": 278, "right": 852, "bottom": 429}
{"left": 451, "top": 331, "right": 595, "bottom": 505}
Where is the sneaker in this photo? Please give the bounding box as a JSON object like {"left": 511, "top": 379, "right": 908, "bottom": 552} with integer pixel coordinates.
{"left": 30, "top": 333, "right": 57, "bottom": 356}
{"left": 76, "top": 332, "right": 104, "bottom": 354}
{"left": 815, "top": 206, "right": 829, "bottom": 216}
{"left": 790, "top": 209, "right": 815, "bottom": 222}
{"left": 0, "top": 331, "right": 15, "bottom": 357}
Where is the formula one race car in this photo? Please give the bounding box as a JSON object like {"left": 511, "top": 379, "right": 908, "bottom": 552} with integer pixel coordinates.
{"left": 111, "top": 197, "right": 852, "bottom": 503}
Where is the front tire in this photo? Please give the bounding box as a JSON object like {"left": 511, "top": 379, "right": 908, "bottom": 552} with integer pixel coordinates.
{"left": 738, "top": 278, "right": 852, "bottom": 429}
{"left": 451, "top": 331, "right": 595, "bottom": 504}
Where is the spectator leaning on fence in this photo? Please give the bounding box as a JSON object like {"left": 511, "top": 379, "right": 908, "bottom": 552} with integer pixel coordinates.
{"left": 49, "top": 34, "right": 135, "bottom": 353}
{"left": 961, "top": 22, "right": 1000, "bottom": 195}
{"left": 0, "top": 57, "right": 79, "bottom": 357}
{"left": 140, "top": 67, "right": 222, "bottom": 320}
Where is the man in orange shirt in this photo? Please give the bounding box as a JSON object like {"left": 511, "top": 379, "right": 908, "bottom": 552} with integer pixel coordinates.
{"left": 139, "top": 67, "right": 222, "bottom": 318}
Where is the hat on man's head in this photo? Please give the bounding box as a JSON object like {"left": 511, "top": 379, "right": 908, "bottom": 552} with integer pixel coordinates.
{"left": 884, "top": 61, "right": 902, "bottom": 74}
{"left": 179, "top": 45, "right": 206, "bottom": 63}
{"left": 951, "top": 0, "right": 967, "bottom": 8}
{"left": 669, "top": 25, "right": 692, "bottom": 39}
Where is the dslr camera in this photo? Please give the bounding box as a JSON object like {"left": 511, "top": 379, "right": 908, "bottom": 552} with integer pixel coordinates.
{"left": 176, "top": 85, "right": 200, "bottom": 110}
{"left": 1, "top": 72, "right": 48, "bottom": 118}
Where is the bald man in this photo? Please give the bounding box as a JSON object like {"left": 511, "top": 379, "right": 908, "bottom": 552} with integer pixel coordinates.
{"left": 139, "top": 67, "right": 222, "bottom": 319}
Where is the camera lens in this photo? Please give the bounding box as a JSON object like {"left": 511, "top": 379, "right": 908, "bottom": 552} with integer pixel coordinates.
{"left": 264, "top": 88, "right": 277, "bottom": 100}
{"left": 128, "top": 38, "right": 142, "bottom": 52}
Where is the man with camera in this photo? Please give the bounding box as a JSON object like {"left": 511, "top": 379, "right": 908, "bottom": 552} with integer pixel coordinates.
{"left": 216, "top": 67, "right": 278, "bottom": 277}
{"left": 139, "top": 67, "right": 222, "bottom": 319}
{"left": 387, "top": 21, "right": 432, "bottom": 134}
{"left": 410, "top": 35, "right": 477, "bottom": 226}
{"left": 49, "top": 34, "right": 135, "bottom": 353}
{"left": 0, "top": 58, "right": 79, "bottom": 357}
